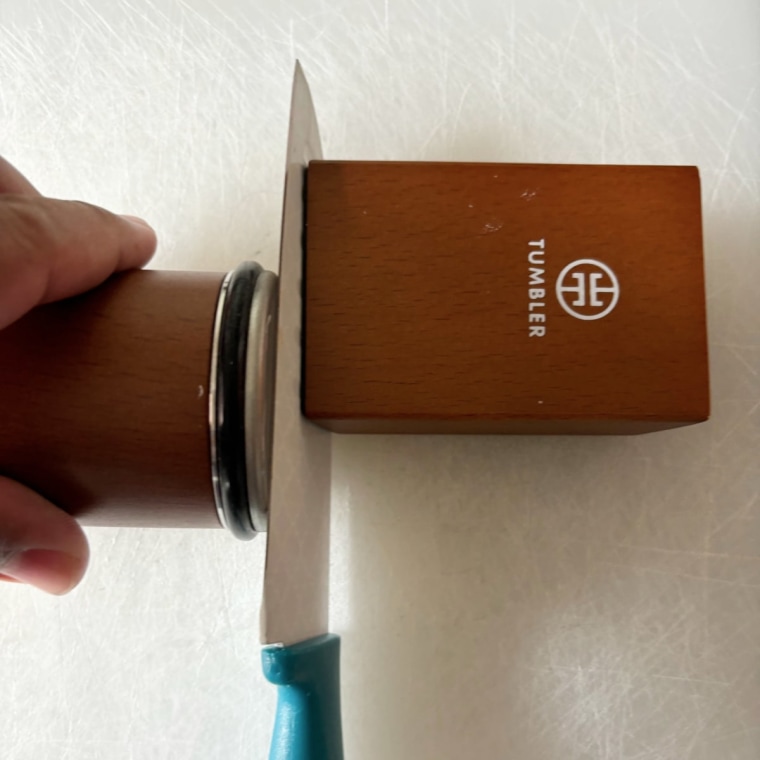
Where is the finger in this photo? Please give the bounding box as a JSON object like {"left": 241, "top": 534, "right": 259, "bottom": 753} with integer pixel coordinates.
{"left": 0, "top": 196, "right": 157, "bottom": 330}
{"left": 0, "top": 156, "right": 41, "bottom": 196}
{"left": 0, "top": 477, "right": 89, "bottom": 595}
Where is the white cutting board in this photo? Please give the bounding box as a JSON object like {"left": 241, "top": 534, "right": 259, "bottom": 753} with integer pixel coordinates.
{"left": 0, "top": 1, "right": 758, "bottom": 758}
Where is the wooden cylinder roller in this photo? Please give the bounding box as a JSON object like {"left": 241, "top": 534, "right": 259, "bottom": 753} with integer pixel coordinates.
{"left": 0, "top": 264, "right": 278, "bottom": 535}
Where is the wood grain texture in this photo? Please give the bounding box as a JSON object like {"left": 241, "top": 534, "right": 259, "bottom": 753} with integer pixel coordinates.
{"left": 0, "top": 270, "right": 224, "bottom": 527}
{"left": 304, "top": 161, "right": 709, "bottom": 434}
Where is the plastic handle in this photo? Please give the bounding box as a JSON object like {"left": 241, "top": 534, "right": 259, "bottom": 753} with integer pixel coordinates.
{"left": 262, "top": 633, "right": 344, "bottom": 760}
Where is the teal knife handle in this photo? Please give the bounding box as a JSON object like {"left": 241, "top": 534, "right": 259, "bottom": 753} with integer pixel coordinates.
{"left": 262, "top": 634, "right": 344, "bottom": 760}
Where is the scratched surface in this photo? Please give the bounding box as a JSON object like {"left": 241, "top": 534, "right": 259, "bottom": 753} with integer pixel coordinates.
{"left": 0, "top": 1, "right": 758, "bottom": 758}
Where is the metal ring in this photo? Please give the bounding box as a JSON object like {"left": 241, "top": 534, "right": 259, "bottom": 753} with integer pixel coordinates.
{"left": 209, "top": 262, "right": 277, "bottom": 540}
{"left": 244, "top": 269, "right": 278, "bottom": 534}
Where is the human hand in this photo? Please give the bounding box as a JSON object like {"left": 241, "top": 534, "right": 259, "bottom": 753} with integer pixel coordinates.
{"left": 0, "top": 157, "right": 157, "bottom": 594}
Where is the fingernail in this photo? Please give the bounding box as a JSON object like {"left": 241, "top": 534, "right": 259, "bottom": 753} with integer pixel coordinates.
{"left": 2, "top": 549, "right": 84, "bottom": 595}
{"left": 120, "top": 214, "right": 153, "bottom": 230}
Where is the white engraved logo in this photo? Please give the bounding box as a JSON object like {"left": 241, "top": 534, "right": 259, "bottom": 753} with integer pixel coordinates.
{"left": 556, "top": 259, "right": 620, "bottom": 321}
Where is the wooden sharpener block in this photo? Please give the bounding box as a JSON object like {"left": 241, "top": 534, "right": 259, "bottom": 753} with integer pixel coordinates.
{"left": 303, "top": 160, "right": 709, "bottom": 434}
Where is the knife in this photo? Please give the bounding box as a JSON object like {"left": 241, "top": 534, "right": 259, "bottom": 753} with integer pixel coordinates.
{"left": 261, "top": 63, "right": 343, "bottom": 760}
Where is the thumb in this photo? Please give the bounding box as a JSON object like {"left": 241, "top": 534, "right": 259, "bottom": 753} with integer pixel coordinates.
{"left": 0, "top": 476, "right": 89, "bottom": 594}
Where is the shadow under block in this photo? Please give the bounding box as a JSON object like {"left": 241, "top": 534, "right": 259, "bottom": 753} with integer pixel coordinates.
{"left": 303, "top": 161, "right": 709, "bottom": 435}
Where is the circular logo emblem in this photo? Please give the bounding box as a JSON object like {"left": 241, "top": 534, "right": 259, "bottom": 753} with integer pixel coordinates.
{"left": 556, "top": 259, "right": 620, "bottom": 321}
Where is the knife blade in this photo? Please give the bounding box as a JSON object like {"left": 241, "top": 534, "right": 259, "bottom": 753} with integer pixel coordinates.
{"left": 260, "top": 62, "right": 343, "bottom": 760}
